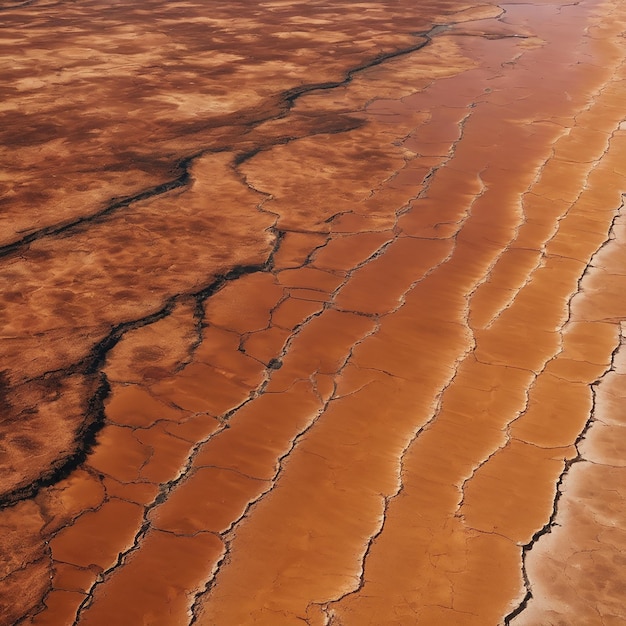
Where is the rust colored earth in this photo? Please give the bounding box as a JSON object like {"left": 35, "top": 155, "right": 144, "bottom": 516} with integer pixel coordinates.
{"left": 1, "top": 0, "right": 626, "bottom": 624}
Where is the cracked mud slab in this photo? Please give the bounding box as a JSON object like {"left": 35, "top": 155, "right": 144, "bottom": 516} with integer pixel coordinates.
{"left": 2, "top": 0, "right": 626, "bottom": 624}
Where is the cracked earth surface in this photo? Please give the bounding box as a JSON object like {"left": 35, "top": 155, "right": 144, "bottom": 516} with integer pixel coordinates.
{"left": 1, "top": 0, "right": 626, "bottom": 624}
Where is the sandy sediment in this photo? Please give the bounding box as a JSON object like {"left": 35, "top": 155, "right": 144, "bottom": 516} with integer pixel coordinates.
{"left": 1, "top": 0, "right": 626, "bottom": 624}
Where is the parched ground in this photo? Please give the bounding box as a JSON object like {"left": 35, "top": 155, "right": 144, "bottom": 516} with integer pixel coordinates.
{"left": 1, "top": 0, "right": 626, "bottom": 624}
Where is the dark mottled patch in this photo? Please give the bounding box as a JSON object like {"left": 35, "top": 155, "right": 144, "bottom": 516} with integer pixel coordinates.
{"left": 11, "top": 434, "right": 39, "bottom": 453}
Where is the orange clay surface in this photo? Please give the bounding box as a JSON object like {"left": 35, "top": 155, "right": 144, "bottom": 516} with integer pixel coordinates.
{"left": 1, "top": 0, "right": 626, "bottom": 624}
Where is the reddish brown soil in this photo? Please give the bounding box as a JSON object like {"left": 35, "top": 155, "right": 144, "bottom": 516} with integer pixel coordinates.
{"left": 1, "top": 0, "right": 626, "bottom": 624}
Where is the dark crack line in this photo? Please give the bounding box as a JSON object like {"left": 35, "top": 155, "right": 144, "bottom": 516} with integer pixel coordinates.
{"left": 0, "top": 22, "right": 453, "bottom": 509}
{"left": 502, "top": 198, "right": 626, "bottom": 625}
{"left": 0, "top": 261, "right": 266, "bottom": 509}
{"left": 4, "top": 17, "right": 489, "bottom": 621}
{"left": 0, "top": 26, "right": 445, "bottom": 262}
{"left": 27, "top": 223, "right": 378, "bottom": 619}
{"left": 503, "top": 340, "right": 623, "bottom": 625}
{"left": 0, "top": 165, "right": 193, "bottom": 260}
